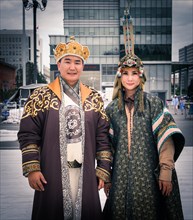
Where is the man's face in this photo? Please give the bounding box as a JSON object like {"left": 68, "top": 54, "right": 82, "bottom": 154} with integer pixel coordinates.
{"left": 57, "top": 55, "right": 84, "bottom": 87}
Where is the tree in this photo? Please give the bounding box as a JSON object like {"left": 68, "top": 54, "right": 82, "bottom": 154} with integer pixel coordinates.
{"left": 26, "top": 62, "right": 47, "bottom": 84}
{"left": 0, "top": 88, "right": 17, "bottom": 102}
{"left": 37, "top": 72, "right": 47, "bottom": 83}
{"left": 26, "top": 62, "right": 35, "bottom": 84}
{"left": 16, "top": 67, "right": 23, "bottom": 88}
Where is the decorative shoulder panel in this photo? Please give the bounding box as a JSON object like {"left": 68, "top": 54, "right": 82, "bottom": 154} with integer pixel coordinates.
{"left": 84, "top": 91, "right": 108, "bottom": 121}
{"left": 22, "top": 86, "right": 59, "bottom": 119}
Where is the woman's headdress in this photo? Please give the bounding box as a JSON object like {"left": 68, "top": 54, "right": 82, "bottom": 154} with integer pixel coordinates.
{"left": 113, "top": 5, "right": 146, "bottom": 112}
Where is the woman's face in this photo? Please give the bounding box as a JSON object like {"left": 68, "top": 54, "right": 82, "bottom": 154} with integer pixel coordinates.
{"left": 121, "top": 67, "right": 141, "bottom": 93}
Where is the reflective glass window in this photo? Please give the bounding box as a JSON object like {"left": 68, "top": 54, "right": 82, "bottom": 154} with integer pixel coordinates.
{"left": 146, "top": 0, "right": 151, "bottom": 7}
{"left": 146, "top": 18, "right": 151, "bottom": 26}
{"left": 156, "top": 35, "right": 162, "bottom": 44}
{"left": 166, "top": 18, "right": 172, "bottom": 26}
{"left": 164, "top": 65, "right": 171, "bottom": 80}
{"left": 146, "top": 35, "right": 151, "bottom": 44}
{"left": 141, "top": 0, "right": 146, "bottom": 8}
{"left": 136, "top": 0, "right": 141, "bottom": 7}
{"left": 149, "top": 65, "right": 157, "bottom": 78}
{"left": 156, "top": 18, "right": 162, "bottom": 25}
{"left": 162, "top": 18, "right": 167, "bottom": 25}
{"left": 166, "top": 0, "right": 172, "bottom": 7}
{"left": 157, "top": 1, "right": 162, "bottom": 7}
{"left": 162, "top": 35, "right": 167, "bottom": 44}
{"left": 135, "top": 35, "right": 140, "bottom": 44}
{"left": 152, "top": 35, "right": 157, "bottom": 44}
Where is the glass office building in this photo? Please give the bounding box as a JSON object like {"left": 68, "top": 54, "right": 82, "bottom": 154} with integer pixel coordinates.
{"left": 179, "top": 43, "right": 193, "bottom": 94}
{"left": 50, "top": 0, "right": 172, "bottom": 101}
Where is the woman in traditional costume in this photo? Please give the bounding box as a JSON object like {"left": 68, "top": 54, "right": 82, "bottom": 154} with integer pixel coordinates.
{"left": 103, "top": 7, "right": 185, "bottom": 220}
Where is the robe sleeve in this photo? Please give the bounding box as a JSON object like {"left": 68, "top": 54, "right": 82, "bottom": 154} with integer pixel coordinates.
{"left": 159, "top": 137, "right": 175, "bottom": 181}
{"left": 105, "top": 104, "right": 115, "bottom": 152}
{"left": 95, "top": 96, "right": 112, "bottom": 183}
{"left": 151, "top": 96, "right": 185, "bottom": 162}
{"left": 17, "top": 87, "right": 47, "bottom": 177}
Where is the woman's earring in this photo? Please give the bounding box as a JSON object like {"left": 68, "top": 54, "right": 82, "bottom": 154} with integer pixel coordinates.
{"left": 117, "top": 68, "right": 122, "bottom": 78}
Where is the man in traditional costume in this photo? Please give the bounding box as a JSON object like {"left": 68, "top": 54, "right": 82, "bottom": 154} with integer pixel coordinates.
{"left": 18, "top": 36, "right": 112, "bottom": 220}
{"left": 103, "top": 7, "right": 185, "bottom": 220}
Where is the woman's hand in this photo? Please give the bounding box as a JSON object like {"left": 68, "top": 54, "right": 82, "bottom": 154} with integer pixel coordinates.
{"left": 159, "top": 179, "right": 172, "bottom": 196}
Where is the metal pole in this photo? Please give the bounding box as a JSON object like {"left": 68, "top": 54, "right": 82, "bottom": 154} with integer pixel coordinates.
{"left": 33, "top": 1, "right": 37, "bottom": 84}
{"left": 23, "top": 0, "right": 47, "bottom": 84}
{"left": 180, "top": 69, "right": 182, "bottom": 96}
{"left": 22, "top": 5, "right": 26, "bottom": 86}
{"left": 173, "top": 73, "right": 175, "bottom": 95}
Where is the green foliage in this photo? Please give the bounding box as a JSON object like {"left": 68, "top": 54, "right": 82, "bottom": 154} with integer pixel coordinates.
{"left": 0, "top": 88, "right": 17, "bottom": 102}
{"left": 26, "top": 62, "right": 47, "bottom": 84}
{"left": 16, "top": 68, "right": 23, "bottom": 88}
{"left": 1, "top": 62, "right": 48, "bottom": 102}
{"left": 37, "top": 72, "right": 47, "bottom": 83}
{"left": 26, "top": 62, "right": 35, "bottom": 84}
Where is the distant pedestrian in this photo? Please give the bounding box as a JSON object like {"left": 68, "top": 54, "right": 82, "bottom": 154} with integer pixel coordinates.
{"left": 166, "top": 100, "right": 169, "bottom": 109}
{"left": 179, "top": 97, "right": 185, "bottom": 115}
{"left": 172, "top": 95, "right": 179, "bottom": 115}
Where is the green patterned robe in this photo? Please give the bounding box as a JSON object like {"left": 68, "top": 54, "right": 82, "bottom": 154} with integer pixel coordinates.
{"left": 104, "top": 90, "right": 185, "bottom": 220}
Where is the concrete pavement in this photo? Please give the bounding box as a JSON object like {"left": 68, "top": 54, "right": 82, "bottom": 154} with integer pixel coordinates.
{"left": 0, "top": 147, "right": 192, "bottom": 220}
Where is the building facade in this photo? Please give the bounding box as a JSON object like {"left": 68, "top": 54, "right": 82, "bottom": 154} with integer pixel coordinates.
{"left": 179, "top": 43, "right": 193, "bottom": 92}
{"left": 43, "top": 65, "right": 51, "bottom": 83}
{"left": 50, "top": 0, "right": 172, "bottom": 101}
{"left": 0, "top": 61, "right": 16, "bottom": 91}
{"left": 0, "top": 29, "right": 43, "bottom": 74}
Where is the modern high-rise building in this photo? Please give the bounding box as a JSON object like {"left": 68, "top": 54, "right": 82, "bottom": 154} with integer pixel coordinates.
{"left": 179, "top": 43, "right": 193, "bottom": 93}
{"left": 0, "top": 29, "right": 43, "bottom": 73}
{"left": 50, "top": 0, "right": 172, "bottom": 101}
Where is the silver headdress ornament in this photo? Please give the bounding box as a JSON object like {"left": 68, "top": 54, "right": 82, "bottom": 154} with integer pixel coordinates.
{"left": 116, "top": 1, "right": 144, "bottom": 78}
{"left": 113, "top": 1, "right": 146, "bottom": 112}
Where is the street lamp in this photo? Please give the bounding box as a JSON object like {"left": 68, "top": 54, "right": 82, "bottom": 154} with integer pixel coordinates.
{"left": 23, "top": 0, "right": 47, "bottom": 84}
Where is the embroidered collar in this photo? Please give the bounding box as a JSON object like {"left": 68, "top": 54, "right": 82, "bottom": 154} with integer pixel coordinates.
{"left": 60, "top": 76, "right": 80, "bottom": 105}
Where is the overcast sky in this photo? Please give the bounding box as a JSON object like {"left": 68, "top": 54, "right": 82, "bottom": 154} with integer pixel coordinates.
{"left": 0, "top": 0, "right": 193, "bottom": 67}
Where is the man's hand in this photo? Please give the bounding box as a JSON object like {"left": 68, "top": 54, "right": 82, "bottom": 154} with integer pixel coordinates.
{"left": 28, "top": 171, "right": 47, "bottom": 191}
{"left": 98, "top": 178, "right": 104, "bottom": 190}
{"left": 159, "top": 179, "right": 172, "bottom": 196}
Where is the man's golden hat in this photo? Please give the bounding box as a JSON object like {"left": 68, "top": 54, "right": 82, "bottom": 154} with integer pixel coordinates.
{"left": 53, "top": 36, "right": 90, "bottom": 63}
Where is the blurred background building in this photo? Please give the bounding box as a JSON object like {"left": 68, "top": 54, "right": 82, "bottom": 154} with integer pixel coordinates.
{"left": 0, "top": 61, "right": 16, "bottom": 91}
{"left": 0, "top": 29, "right": 43, "bottom": 73}
{"left": 172, "top": 43, "right": 193, "bottom": 96}
{"left": 1, "top": 0, "right": 192, "bottom": 103}
{"left": 50, "top": 0, "right": 173, "bottom": 102}
{"left": 179, "top": 44, "right": 193, "bottom": 91}
{"left": 0, "top": 29, "right": 43, "bottom": 89}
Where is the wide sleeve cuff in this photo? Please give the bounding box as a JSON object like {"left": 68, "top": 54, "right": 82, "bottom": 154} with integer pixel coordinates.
{"left": 96, "top": 167, "right": 111, "bottom": 183}
{"left": 21, "top": 144, "right": 41, "bottom": 177}
{"left": 159, "top": 166, "right": 172, "bottom": 182}
{"left": 96, "top": 150, "right": 112, "bottom": 183}
{"left": 22, "top": 161, "right": 41, "bottom": 177}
